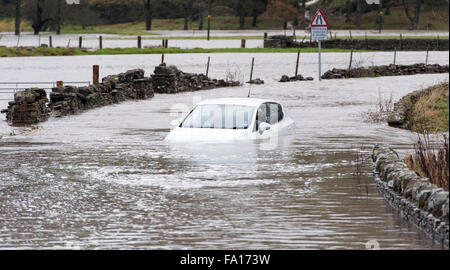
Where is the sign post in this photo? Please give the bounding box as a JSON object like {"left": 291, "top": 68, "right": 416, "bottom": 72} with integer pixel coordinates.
{"left": 310, "top": 10, "right": 329, "bottom": 81}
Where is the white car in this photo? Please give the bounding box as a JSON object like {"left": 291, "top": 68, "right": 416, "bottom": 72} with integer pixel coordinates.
{"left": 165, "top": 98, "right": 295, "bottom": 142}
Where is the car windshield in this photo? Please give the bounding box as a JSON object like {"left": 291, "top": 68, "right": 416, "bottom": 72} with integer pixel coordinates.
{"left": 181, "top": 104, "right": 255, "bottom": 129}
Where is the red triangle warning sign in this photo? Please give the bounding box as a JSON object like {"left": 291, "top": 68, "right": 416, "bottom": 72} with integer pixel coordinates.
{"left": 310, "top": 9, "right": 329, "bottom": 27}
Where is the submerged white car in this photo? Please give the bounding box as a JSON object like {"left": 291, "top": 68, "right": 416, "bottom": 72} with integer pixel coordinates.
{"left": 165, "top": 98, "right": 295, "bottom": 142}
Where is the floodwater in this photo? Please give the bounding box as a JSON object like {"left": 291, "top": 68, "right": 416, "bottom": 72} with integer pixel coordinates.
{"left": 0, "top": 52, "right": 448, "bottom": 249}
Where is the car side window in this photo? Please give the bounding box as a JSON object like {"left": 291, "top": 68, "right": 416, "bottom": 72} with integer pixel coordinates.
{"left": 255, "top": 103, "right": 284, "bottom": 131}
{"left": 255, "top": 104, "right": 267, "bottom": 131}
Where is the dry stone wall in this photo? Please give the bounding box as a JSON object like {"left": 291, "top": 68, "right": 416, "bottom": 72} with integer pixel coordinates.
{"left": 372, "top": 144, "right": 449, "bottom": 248}
{"left": 1, "top": 88, "right": 49, "bottom": 125}
{"left": 264, "top": 35, "right": 450, "bottom": 51}
{"left": 321, "top": 63, "right": 449, "bottom": 80}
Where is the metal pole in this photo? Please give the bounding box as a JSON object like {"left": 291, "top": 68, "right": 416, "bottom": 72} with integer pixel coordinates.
{"left": 318, "top": 41, "right": 322, "bottom": 81}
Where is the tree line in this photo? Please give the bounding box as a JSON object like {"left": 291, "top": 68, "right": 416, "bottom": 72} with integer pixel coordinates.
{"left": 1, "top": 0, "right": 448, "bottom": 35}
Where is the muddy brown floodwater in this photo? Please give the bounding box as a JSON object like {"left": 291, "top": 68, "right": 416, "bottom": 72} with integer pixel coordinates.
{"left": 0, "top": 52, "right": 448, "bottom": 249}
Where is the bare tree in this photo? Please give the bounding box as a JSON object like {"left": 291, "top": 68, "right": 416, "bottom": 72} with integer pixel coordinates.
{"left": 355, "top": 0, "right": 364, "bottom": 28}
{"left": 15, "top": 0, "right": 21, "bottom": 35}
{"left": 402, "top": 0, "right": 425, "bottom": 30}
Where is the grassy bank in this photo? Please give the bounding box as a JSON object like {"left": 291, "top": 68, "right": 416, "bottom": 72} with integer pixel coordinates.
{"left": 410, "top": 82, "right": 450, "bottom": 133}
{"left": 0, "top": 46, "right": 372, "bottom": 58}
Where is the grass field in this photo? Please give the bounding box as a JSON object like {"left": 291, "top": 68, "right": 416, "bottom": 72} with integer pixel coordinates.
{"left": 0, "top": 46, "right": 372, "bottom": 58}
{"left": 0, "top": 5, "right": 448, "bottom": 35}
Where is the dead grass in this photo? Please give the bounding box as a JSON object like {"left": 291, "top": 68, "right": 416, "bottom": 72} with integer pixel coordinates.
{"left": 405, "top": 133, "right": 449, "bottom": 191}
{"left": 362, "top": 90, "right": 394, "bottom": 123}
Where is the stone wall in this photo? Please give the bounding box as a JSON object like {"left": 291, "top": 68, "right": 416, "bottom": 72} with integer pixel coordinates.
{"left": 1, "top": 88, "right": 49, "bottom": 126}
{"left": 151, "top": 64, "right": 240, "bottom": 94}
{"left": 321, "top": 63, "right": 449, "bottom": 80}
{"left": 49, "top": 69, "right": 153, "bottom": 118}
{"left": 372, "top": 144, "right": 449, "bottom": 248}
{"left": 264, "top": 35, "right": 450, "bottom": 51}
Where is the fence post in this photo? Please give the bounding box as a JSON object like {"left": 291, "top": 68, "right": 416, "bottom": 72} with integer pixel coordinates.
{"left": 49, "top": 36, "right": 53, "bottom": 48}
{"left": 137, "top": 36, "right": 142, "bottom": 49}
{"left": 295, "top": 49, "right": 300, "bottom": 77}
{"left": 79, "top": 36, "right": 82, "bottom": 49}
{"left": 348, "top": 49, "right": 353, "bottom": 74}
{"left": 426, "top": 48, "right": 429, "bottom": 65}
{"left": 436, "top": 35, "right": 440, "bottom": 50}
{"left": 399, "top": 34, "right": 403, "bottom": 50}
{"left": 161, "top": 53, "right": 165, "bottom": 65}
{"left": 206, "top": 56, "right": 210, "bottom": 77}
{"left": 93, "top": 65, "right": 99, "bottom": 84}
{"left": 99, "top": 36, "right": 103, "bottom": 49}
{"left": 264, "top": 32, "right": 268, "bottom": 39}
{"left": 241, "top": 39, "right": 246, "bottom": 48}
{"left": 250, "top": 57, "right": 255, "bottom": 82}
{"left": 393, "top": 47, "right": 397, "bottom": 65}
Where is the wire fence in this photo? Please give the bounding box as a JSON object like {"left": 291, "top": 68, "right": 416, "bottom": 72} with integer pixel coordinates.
{"left": 0, "top": 81, "right": 90, "bottom": 101}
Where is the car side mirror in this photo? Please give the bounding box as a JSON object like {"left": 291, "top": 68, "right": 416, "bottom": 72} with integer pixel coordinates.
{"left": 259, "top": 122, "right": 271, "bottom": 134}
{"left": 170, "top": 119, "right": 181, "bottom": 128}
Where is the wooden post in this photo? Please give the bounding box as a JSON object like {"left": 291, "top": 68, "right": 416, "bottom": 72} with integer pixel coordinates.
{"left": 99, "top": 36, "right": 103, "bottom": 49}
{"left": 165, "top": 39, "right": 168, "bottom": 48}
{"left": 162, "top": 40, "right": 165, "bottom": 47}
{"left": 365, "top": 32, "right": 368, "bottom": 49}
{"left": 161, "top": 53, "right": 165, "bottom": 64}
{"left": 264, "top": 32, "right": 268, "bottom": 39}
{"left": 393, "top": 47, "right": 397, "bottom": 65}
{"left": 349, "top": 30, "right": 352, "bottom": 40}
{"left": 295, "top": 49, "right": 300, "bottom": 77}
{"left": 426, "top": 48, "right": 429, "bottom": 65}
{"left": 250, "top": 57, "right": 255, "bottom": 82}
{"left": 436, "top": 35, "right": 440, "bottom": 50}
{"left": 79, "top": 36, "right": 82, "bottom": 49}
{"left": 56, "top": 81, "right": 63, "bottom": 87}
{"left": 93, "top": 65, "right": 99, "bottom": 84}
{"left": 348, "top": 49, "right": 353, "bottom": 73}
{"left": 49, "top": 36, "right": 53, "bottom": 48}
{"left": 206, "top": 56, "right": 210, "bottom": 77}
{"left": 137, "top": 36, "right": 142, "bottom": 49}
{"left": 399, "top": 34, "right": 402, "bottom": 50}
{"left": 241, "top": 39, "right": 246, "bottom": 48}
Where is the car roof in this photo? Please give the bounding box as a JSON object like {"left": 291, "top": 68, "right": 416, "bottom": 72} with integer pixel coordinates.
{"left": 196, "top": 98, "right": 280, "bottom": 107}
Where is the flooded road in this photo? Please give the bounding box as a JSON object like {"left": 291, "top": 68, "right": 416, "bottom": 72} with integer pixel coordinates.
{"left": 0, "top": 52, "right": 448, "bottom": 249}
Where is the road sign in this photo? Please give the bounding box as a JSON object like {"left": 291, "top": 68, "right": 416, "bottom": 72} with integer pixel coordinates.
{"left": 310, "top": 10, "right": 329, "bottom": 27}
{"left": 311, "top": 27, "right": 328, "bottom": 41}
{"left": 310, "top": 9, "right": 329, "bottom": 82}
